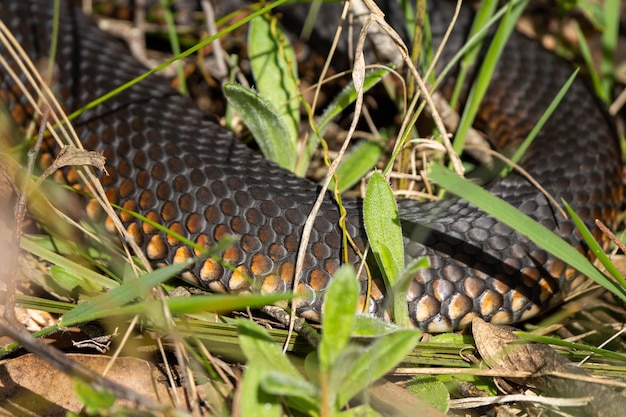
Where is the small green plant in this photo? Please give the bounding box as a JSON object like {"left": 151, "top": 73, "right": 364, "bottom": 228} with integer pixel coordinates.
{"left": 237, "top": 265, "right": 423, "bottom": 416}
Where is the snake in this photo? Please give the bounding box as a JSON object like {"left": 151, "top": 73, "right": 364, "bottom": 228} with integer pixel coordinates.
{"left": 0, "top": 0, "right": 622, "bottom": 332}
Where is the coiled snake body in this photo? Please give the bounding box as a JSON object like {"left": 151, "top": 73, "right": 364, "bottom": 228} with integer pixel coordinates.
{"left": 0, "top": 1, "right": 622, "bottom": 331}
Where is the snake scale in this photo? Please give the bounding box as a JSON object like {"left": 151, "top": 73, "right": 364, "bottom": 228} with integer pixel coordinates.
{"left": 0, "top": 1, "right": 622, "bottom": 332}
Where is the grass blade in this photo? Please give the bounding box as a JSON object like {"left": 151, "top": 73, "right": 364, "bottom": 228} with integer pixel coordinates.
{"left": 427, "top": 164, "right": 626, "bottom": 302}
{"left": 59, "top": 256, "right": 198, "bottom": 327}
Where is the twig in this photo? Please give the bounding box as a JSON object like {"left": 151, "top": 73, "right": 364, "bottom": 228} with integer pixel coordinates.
{"left": 4, "top": 106, "right": 50, "bottom": 325}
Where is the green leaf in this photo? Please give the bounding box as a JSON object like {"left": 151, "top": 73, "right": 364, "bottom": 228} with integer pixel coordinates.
{"left": 239, "top": 362, "right": 282, "bottom": 417}
{"left": 262, "top": 371, "right": 319, "bottom": 413}
{"left": 319, "top": 265, "right": 359, "bottom": 370}
{"left": 352, "top": 315, "right": 403, "bottom": 338}
{"left": 59, "top": 256, "right": 198, "bottom": 327}
{"left": 223, "top": 83, "right": 296, "bottom": 170}
{"left": 363, "top": 172, "right": 404, "bottom": 318}
{"left": 238, "top": 319, "right": 312, "bottom": 416}
{"left": 330, "top": 140, "right": 385, "bottom": 193}
{"left": 337, "top": 329, "right": 421, "bottom": 406}
{"left": 427, "top": 164, "right": 626, "bottom": 302}
{"left": 73, "top": 379, "right": 116, "bottom": 414}
{"left": 405, "top": 375, "right": 449, "bottom": 413}
{"left": 237, "top": 319, "right": 303, "bottom": 380}
{"left": 249, "top": 14, "right": 299, "bottom": 147}
{"left": 392, "top": 257, "right": 429, "bottom": 328}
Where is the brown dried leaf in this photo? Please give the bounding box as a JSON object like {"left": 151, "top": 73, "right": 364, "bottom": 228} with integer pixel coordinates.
{"left": 472, "top": 317, "right": 626, "bottom": 417}
{"left": 0, "top": 353, "right": 217, "bottom": 416}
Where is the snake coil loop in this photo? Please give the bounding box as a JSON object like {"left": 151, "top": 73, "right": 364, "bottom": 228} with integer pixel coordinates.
{"left": 0, "top": 0, "right": 622, "bottom": 331}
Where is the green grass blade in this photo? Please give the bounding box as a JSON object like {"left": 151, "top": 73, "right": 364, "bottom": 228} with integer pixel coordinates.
{"left": 116, "top": 292, "right": 293, "bottom": 317}
{"left": 563, "top": 200, "right": 626, "bottom": 289}
{"left": 448, "top": 0, "right": 498, "bottom": 108}
{"left": 59, "top": 256, "right": 199, "bottom": 327}
{"left": 515, "top": 332, "right": 626, "bottom": 362}
{"left": 21, "top": 236, "right": 118, "bottom": 290}
{"left": 66, "top": 0, "right": 290, "bottom": 123}
{"left": 427, "top": 164, "right": 626, "bottom": 302}
{"left": 575, "top": 23, "right": 606, "bottom": 102}
{"left": 505, "top": 69, "right": 579, "bottom": 170}
{"left": 600, "top": 0, "right": 619, "bottom": 98}
{"left": 158, "top": 0, "right": 187, "bottom": 95}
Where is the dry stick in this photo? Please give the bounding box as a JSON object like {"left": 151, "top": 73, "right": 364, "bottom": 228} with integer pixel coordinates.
{"left": 595, "top": 219, "right": 626, "bottom": 255}
{"left": 284, "top": 1, "right": 353, "bottom": 352}
{"left": 287, "top": 0, "right": 462, "bottom": 346}
{"left": 361, "top": 0, "right": 464, "bottom": 176}
{"left": 201, "top": 0, "right": 228, "bottom": 81}
{"left": 4, "top": 106, "right": 50, "bottom": 325}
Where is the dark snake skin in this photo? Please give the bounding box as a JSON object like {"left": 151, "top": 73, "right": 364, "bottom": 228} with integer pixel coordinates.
{"left": 0, "top": 1, "right": 622, "bottom": 331}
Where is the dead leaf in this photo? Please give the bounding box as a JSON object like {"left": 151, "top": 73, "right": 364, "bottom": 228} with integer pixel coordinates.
{"left": 0, "top": 353, "right": 219, "bottom": 416}
{"left": 472, "top": 317, "right": 626, "bottom": 417}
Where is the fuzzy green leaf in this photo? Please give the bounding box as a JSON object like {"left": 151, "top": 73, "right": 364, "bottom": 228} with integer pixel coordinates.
{"left": 239, "top": 362, "right": 282, "bottom": 417}
{"left": 237, "top": 319, "right": 303, "bottom": 380}
{"left": 351, "top": 315, "right": 402, "bottom": 338}
{"left": 224, "top": 83, "right": 296, "bottom": 170}
{"left": 249, "top": 14, "right": 299, "bottom": 146}
{"left": 406, "top": 376, "right": 450, "bottom": 413}
{"left": 337, "top": 329, "right": 421, "bottom": 406}
{"left": 320, "top": 265, "right": 359, "bottom": 371}
{"left": 363, "top": 172, "right": 404, "bottom": 290}
{"left": 261, "top": 372, "right": 319, "bottom": 413}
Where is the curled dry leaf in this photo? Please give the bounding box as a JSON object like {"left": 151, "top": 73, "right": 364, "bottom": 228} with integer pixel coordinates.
{"left": 472, "top": 317, "right": 626, "bottom": 417}
{"left": 37, "top": 146, "right": 106, "bottom": 187}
